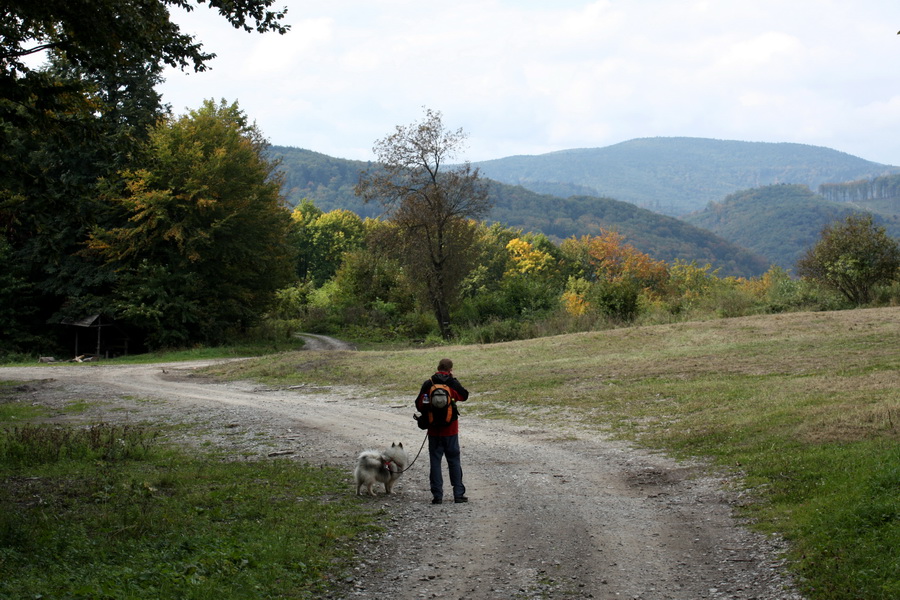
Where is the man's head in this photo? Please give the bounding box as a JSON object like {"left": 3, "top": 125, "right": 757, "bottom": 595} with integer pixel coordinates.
{"left": 437, "top": 358, "right": 453, "bottom": 372}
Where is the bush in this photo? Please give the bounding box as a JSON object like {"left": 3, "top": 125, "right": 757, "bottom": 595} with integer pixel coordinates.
{"left": 872, "top": 280, "right": 900, "bottom": 306}
{"left": 797, "top": 214, "right": 900, "bottom": 305}
{"left": 400, "top": 311, "right": 436, "bottom": 339}
{"left": 455, "top": 275, "right": 560, "bottom": 328}
{"left": 458, "top": 318, "right": 524, "bottom": 344}
{"left": 587, "top": 280, "right": 641, "bottom": 322}
{"left": 712, "top": 287, "right": 760, "bottom": 318}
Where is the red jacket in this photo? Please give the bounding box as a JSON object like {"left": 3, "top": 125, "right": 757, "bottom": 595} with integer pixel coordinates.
{"left": 415, "top": 371, "right": 469, "bottom": 436}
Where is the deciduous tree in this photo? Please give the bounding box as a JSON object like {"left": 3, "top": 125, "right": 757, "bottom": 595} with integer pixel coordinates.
{"left": 1, "top": 0, "right": 289, "bottom": 352}
{"left": 355, "top": 109, "right": 491, "bottom": 339}
{"left": 561, "top": 231, "right": 668, "bottom": 290}
{"left": 796, "top": 214, "right": 900, "bottom": 305}
{"left": 1, "top": 0, "right": 288, "bottom": 93}
{"left": 291, "top": 203, "right": 365, "bottom": 285}
{"left": 558, "top": 231, "right": 668, "bottom": 321}
{"left": 89, "top": 100, "right": 296, "bottom": 347}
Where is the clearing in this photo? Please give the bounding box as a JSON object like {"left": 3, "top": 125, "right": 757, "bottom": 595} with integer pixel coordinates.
{"left": 2, "top": 344, "right": 802, "bottom": 600}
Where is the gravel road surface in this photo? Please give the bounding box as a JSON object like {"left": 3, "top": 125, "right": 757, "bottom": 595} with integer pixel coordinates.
{"left": 2, "top": 342, "right": 803, "bottom": 600}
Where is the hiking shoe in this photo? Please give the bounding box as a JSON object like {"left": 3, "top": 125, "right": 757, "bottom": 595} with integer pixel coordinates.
{"left": 432, "top": 498, "right": 442, "bottom": 505}
{"left": 454, "top": 496, "right": 468, "bottom": 503}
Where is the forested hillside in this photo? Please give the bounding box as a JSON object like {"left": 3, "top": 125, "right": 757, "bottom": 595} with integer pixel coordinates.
{"left": 485, "top": 183, "right": 769, "bottom": 276}
{"left": 271, "top": 146, "right": 770, "bottom": 276}
{"left": 819, "top": 173, "right": 900, "bottom": 219}
{"left": 683, "top": 184, "right": 900, "bottom": 270}
{"left": 470, "top": 137, "right": 899, "bottom": 216}
{"left": 276, "top": 147, "right": 381, "bottom": 217}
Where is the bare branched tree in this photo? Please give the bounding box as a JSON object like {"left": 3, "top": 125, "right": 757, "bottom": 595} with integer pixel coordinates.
{"left": 355, "top": 108, "right": 490, "bottom": 339}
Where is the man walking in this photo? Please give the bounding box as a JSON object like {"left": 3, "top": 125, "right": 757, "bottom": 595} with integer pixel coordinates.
{"left": 415, "top": 358, "right": 469, "bottom": 504}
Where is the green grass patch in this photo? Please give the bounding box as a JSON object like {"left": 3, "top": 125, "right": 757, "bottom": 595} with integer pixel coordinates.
{"left": 0, "top": 401, "right": 46, "bottom": 422}
{"left": 0, "top": 338, "right": 308, "bottom": 367}
{"left": 100, "top": 341, "right": 304, "bottom": 364}
{"left": 0, "top": 423, "right": 381, "bottom": 599}
{"left": 0, "top": 381, "right": 49, "bottom": 421}
{"left": 203, "top": 307, "right": 900, "bottom": 599}
{"left": 757, "top": 441, "right": 899, "bottom": 600}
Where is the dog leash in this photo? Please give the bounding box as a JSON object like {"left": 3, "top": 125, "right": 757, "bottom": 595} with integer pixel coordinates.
{"left": 395, "top": 430, "right": 429, "bottom": 474}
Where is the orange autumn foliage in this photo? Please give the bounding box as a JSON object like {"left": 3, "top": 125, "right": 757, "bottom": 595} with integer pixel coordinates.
{"left": 563, "top": 231, "right": 668, "bottom": 291}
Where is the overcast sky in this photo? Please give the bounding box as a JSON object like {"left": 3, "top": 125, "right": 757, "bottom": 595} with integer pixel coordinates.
{"left": 158, "top": 0, "right": 900, "bottom": 165}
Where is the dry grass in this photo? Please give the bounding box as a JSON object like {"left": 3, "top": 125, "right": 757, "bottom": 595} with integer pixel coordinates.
{"left": 206, "top": 307, "right": 900, "bottom": 599}
{"left": 206, "top": 307, "right": 899, "bottom": 445}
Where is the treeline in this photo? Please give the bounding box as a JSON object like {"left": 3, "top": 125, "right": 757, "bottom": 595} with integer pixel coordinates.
{"left": 270, "top": 202, "right": 892, "bottom": 346}
{"left": 4, "top": 120, "right": 896, "bottom": 358}
{"left": 5, "top": 96, "right": 892, "bottom": 358}
{"left": 819, "top": 173, "right": 900, "bottom": 203}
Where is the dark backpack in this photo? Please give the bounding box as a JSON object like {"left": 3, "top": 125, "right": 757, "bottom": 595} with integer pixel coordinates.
{"left": 415, "top": 383, "right": 457, "bottom": 429}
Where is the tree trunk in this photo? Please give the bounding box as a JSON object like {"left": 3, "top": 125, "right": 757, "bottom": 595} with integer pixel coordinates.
{"left": 433, "top": 297, "right": 452, "bottom": 340}
{"left": 428, "top": 265, "right": 452, "bottom": 340}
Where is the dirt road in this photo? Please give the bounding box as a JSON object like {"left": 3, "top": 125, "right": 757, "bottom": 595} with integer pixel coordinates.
{"left": 2, "top": 351, "right": 802, "bottom": 600}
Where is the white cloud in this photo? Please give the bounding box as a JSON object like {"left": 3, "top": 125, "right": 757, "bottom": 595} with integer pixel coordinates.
{"left": 158, "top": 0, "right": 900, "bottom": 165}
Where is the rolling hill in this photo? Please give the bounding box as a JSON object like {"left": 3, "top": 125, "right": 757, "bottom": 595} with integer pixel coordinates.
{"left": 682, "top": 184, "right": 900, "bottom": 270}
{"left": 270, "top": 146, "right": 770, "bottom": 277}
{"left": 470, "top": 137, "right": 900, "bottom": 216}
{"left": 270, "top": 139, "right": 900, "bottom": 277}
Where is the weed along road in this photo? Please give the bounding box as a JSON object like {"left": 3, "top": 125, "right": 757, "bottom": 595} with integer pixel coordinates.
{"left": 3, "top": 356, "right": 803, "bottom": 600}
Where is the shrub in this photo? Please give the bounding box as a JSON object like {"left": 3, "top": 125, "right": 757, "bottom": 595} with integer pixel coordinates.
{"left": 458, "top": 319, "right": 524, "bottom": 344}
{"left": 797, "top": 214, "right": 900, "bottom": 305}
{"left": 587, "top": 280, "right": 641, "bottom": 322}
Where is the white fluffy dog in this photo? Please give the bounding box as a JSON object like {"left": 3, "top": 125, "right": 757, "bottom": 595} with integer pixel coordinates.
{"left": 354, "top": 442, "right": 408, "bottom": 496}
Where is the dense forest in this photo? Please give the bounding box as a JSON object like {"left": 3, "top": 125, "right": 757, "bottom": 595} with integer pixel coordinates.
{"left": 470, "top": 137, "right": 900, "bottom": 215}
{"left": 683, "top": 184, "right": 900, "bottom": 269}
{"left": 277, "top": 148, "right": 380, "bottom": 217}
{"left": 3, "top": 0, "right": 897, "bottom": 358}
{"left": 271, "top": 145, "right": 769, "bottom": 277}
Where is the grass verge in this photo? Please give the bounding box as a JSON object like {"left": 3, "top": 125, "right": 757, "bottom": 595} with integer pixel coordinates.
{"left": 205, "top": 307, "right": 900, "bottom": 600}
{"left": 0, "top": 423, "right": 381, "bottom": 599}
{"left": 0, "top": 337, "right": 308, "bottom": 367}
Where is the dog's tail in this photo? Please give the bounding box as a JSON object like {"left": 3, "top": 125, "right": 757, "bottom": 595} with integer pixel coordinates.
{"left": 358, "top": 452, "right": 386, "bottom": 470}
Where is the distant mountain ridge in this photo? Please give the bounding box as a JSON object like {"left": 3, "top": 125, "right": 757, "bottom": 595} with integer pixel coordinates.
{"left": 470, "top": 137, "right": 900, "bottom": 216}
{"left": 270, "top": 145, "right": 770, "bottom": 277}
{"left": 269, "top": 138, "right": 900, "bottom": 278}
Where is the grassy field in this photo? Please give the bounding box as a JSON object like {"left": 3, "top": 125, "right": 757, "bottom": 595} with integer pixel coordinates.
{"left": 207, "top": 307, "right": 900, "bottom": 600}
{"left": 0, "top": 334, "right": 308, "bottom": 366}
{"left": 2, "top": 307, "right": 897, "bottom": 599}
{"left": 0, "top": 404, "right": 381, "bottom": 599}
